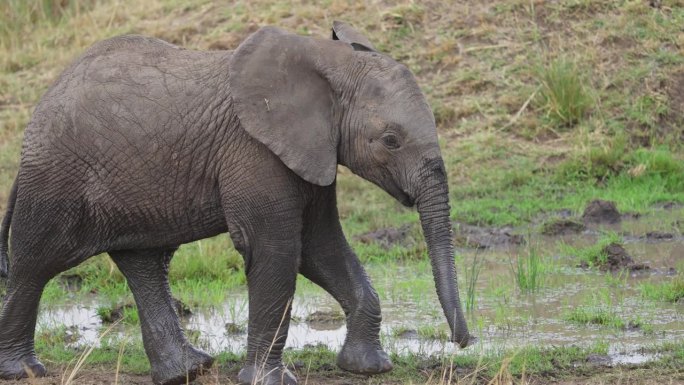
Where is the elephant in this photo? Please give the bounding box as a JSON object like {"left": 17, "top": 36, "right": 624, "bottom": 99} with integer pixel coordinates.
{"left": 0, "top": 21, "right": 472, "bottom": 385}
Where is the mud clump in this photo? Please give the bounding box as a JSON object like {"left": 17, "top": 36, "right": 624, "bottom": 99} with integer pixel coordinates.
{"left": 453, "top": 222, "right": 525, "bottom": 249}
{"left": 58, "top": 273, "right": 83, "bottom": 291}
{"left": 225, "top": 322, "right": 246, "bottom": 335}
{"left": 586, "top": 354, "right": 612, "bottom": 366}
{"left": 172, "top": 298, "right": 192, "bottom": 318}
{"left": 98, "top": 303, "right": 135, "bottom": 323}
{"left": 306, "top": 310, "right": 345, "bottom": 330}
{"left": 355, "top": 225, "right": 413, "bottom": 248}
{"left": 582, "top": 199, "right": 621, "bottom": 224}
{"left": 600, "top": 243, "right": 649, "bottom": 272}
{"left": 645, "top": 232, "right": 675, "bottom": 241}
{"left": 541, "top": 219, "right": 586, "bottom": 236}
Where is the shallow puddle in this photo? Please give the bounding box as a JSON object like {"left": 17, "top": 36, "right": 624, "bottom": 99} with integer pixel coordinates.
{"left": 34, "top": 208, "right": 683, "bottom": 363}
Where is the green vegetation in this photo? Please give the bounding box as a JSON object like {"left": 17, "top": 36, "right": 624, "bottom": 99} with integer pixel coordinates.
{"left": 564, "top": 306, "right": 644, "bottom": 330}
{"left": 535, "top": 57, "right": 592, "bottom": 127}
{"left": 559, "top": 232, "right": 622, "bottom": 267}
{"left": 31, "top": 329, "right": 684, "bottom": 383}
{"left": 510, "top": 243, "right": 547, "bottom": 293}
{"left": 640, "top": 275, "right": 684, "bottom": 303}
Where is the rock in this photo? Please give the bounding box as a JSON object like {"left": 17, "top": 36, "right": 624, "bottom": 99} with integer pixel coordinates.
{"left": 582, "top": 200, "right": 621, "bottom": 224}
{"left": 541, "top": 219, "right": 586, "bottom": 236}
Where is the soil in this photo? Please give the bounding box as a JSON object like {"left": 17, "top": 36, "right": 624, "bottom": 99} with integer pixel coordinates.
{"left": 600, "top": 243, "right": 649, "bottom": 272}
{"left": 0, "top": 365, "right": 681, "bottom": 385}
{"left": 305, "top": 310, "right": 345, "bottom": 330}
{"left": 582, "top": 199, "right": 621, "bottom": 225}
{"left": 541, "top": 219, "right": 586, "bottom": 236}
{"left": 453, "top": 222, "right": 525, "bottom": 249}
{"left": 354, "top": 225, "right": 413, "bottom": 248}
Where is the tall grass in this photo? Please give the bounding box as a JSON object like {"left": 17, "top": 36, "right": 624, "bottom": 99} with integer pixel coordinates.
{"left": 535, "top": 57, "right": 592, "bottom": 127}
{"left": 510, "top": 243, "right": 546, "bottom": 293}
{"left": 464, "top": 251, "right": 483, "bottom": 313}
{"left": 0, "top": 0, "right": 96, "bottom": 51}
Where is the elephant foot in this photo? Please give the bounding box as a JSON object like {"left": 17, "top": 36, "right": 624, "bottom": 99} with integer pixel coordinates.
{"left": 238, "top": 363, "right": 297, "bottom": 385}
{"left": 150, "top": 346, "right": 213, "bottom": 385}
{"left": 337, "top": 342, "right": 393, "bottom": 375}
{"left": 0, "top": 353, "right": 47, "bottom": 379}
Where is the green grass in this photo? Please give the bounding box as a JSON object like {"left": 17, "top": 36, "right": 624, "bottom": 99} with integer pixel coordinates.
{"left": 640, "top": 275, "right": 684, "bottom": 303}
{"left": 32, "top": 327, "right": 684, "bottom": 382}
{"left": 464, "top": 251, "right": 483, "bottom": 313}
{"left": 559, "top": 232, "right": 623, "bottom": 267}
{"left": 563, "top": 306, "right": 643, "bottom": 330}
{"left": 510, "top": 243, "right": 546, "bottom": 293}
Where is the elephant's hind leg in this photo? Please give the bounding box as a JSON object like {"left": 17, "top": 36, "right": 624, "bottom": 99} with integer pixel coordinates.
{"left": 109, "top": 248, "right": 213, "bottom": 385}
{"left": 0, "top": 279, "right": 48, "bottom": 379}
{"left": 0, "top": 252, "right": 75, "bottom": 379}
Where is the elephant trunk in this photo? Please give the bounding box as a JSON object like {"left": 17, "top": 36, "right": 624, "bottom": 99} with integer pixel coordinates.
{"left": 415, "top": 159, "right": 471, "bottom": 348}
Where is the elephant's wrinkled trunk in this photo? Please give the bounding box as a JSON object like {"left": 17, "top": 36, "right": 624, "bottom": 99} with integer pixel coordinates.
{"left": 415, "top": 159, "right": 471, "bottom": 348}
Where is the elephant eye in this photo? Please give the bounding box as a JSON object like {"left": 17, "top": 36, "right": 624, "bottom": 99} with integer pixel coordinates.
{"left": 381, "top": 133, "right": 401, "bottom": 150}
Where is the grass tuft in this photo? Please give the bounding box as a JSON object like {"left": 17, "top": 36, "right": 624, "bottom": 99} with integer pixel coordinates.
{"left": 640, "top": 275, "right": 684, "bottom": 303}
{"left": 510, "top": 243, "right": 546, "bottom": 293}
{"left": 535, "top": 57, "right": 592, "bottom": 128}
{"left": 563, "top": 306, "right": 643, "bottom": 330}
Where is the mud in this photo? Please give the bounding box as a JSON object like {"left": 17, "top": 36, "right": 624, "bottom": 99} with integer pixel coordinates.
{"left": 541, "top": 219, "right": 586, "bottom": 236}
{"left": 600, "top": 243, "right": 650, "bottom": 272}
{"left": 453, "top": 222, "right": 525, "bottom": 248}
{"left": 354, "top": 224, "right": 414, "bottom": 248}
{"left": 305, "top": 310, "right": 345, "bottom": 330}
{"left": 582, "top": 199, "right": 621, "bottom": 224}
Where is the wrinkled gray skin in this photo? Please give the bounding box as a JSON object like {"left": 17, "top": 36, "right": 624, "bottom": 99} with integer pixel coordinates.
{"left": 0, "top": 22, "right": 471, "bottom": 385}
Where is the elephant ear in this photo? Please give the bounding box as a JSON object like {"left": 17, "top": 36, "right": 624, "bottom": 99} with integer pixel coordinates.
{"left": 332, "top": 21, "right": 375, "bottom": 52}
{"left": 229, "top": 27, "right": 346, "bottom": 186}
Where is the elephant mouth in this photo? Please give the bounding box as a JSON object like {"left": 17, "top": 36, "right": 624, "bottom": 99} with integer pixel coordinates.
{"left": 387, "top": 181, "right": 414, "bottom": 207}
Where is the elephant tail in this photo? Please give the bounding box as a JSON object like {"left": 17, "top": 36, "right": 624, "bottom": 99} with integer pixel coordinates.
{"left": 0, "top": 176, "right": 17, "bottom": 278}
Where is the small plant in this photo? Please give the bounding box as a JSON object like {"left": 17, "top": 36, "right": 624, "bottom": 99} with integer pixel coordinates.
{"left": 464, "top": 251, "right": 483, "bottom": 313}
{"left": 416, "top": 325, "right": 449, "bottom": 341}
{"left": 535, "top": 57, "right": 592, "bottom": 127}
{"left": 510, "top": 243, "right": 546, "bottom": 293}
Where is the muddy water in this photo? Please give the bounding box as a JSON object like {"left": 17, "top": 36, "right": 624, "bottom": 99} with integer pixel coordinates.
{"left": 35, "top": 208, "right": 683, "bottom": 363}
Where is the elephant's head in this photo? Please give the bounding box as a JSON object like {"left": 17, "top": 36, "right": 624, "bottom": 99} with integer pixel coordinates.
{"left": 229, "top": 22, "right": 471, "bottom": 348}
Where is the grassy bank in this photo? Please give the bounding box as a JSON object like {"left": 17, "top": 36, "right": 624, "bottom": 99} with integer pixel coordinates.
{"left": 29, "top": 331, "right": 684, "bottom": 384}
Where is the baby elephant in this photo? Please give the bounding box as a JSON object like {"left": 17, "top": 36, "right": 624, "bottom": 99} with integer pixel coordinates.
{"left": 0, "top": 22, "right": 471, "bottom": 385}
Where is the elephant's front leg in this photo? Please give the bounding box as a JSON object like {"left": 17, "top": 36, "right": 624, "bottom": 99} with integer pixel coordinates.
{"left": 300, "top": 186, "right": 393, "bottom": 375}
{"left": 232, "top": 224, "right": 300, "bottom": 385}
{"left": 109, "top": 249, "right": 213, "bottom": 385}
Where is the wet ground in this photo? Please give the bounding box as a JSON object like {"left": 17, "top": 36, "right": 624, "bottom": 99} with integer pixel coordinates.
{"left": 30, "top": 205, "right": 683, "bottom": 370}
